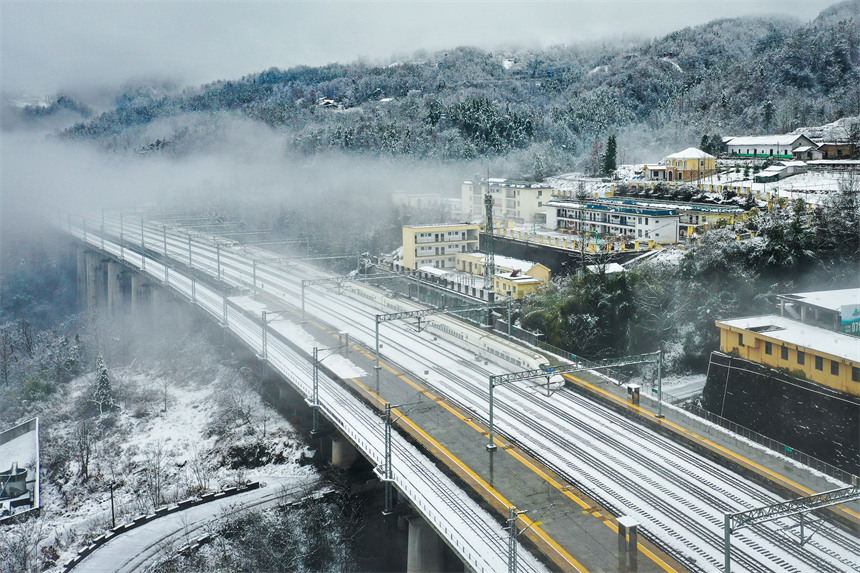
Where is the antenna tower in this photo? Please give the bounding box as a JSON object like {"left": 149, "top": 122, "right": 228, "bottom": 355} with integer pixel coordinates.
{"left": 483, "top": 177, "right": 495, "bottom": 295}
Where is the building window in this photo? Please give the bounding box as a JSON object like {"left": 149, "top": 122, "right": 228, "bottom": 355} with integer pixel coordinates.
{"left": 831, "top": 361, "right": 839, "bottom": 376}
{"left": 815, "top": 356, "right": 823, "bottom": 370}
{"left": 853, "top": 367, "right": 860, "bottom": 382}
{"left": 781, "top": 346, "right": 788, "bottom": 360}
{"left": 738, "top": 333, "right": 744, "bottom": 346}
{"left": 765, "top": 341, "right": 772, "bottom": 355}
{"left": 797, "top": 351, "right": 805, "bottom": 365}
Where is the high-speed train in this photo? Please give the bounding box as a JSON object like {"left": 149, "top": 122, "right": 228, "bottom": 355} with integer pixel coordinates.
{"left": 343, "top": 281, "right": 566, "bottom": 390}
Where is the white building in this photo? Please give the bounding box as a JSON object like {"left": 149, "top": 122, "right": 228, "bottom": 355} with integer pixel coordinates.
{"left": 461, "top": 178, "right": 554, "bottom": 224}
{"left": 545, "top": 199, "right": 680, "bottom": 244}
{"left": 724, "top": 134, "right": 817, "bottom": 159}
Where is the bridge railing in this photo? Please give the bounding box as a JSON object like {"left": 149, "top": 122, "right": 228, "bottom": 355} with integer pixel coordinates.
{"left": 66, "top": 219, "right": 540, "bottom": 573}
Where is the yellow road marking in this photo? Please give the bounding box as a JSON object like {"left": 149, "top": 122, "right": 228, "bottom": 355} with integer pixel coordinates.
{"left": 564, "top": 373, "right": 860, "bottom": 522}
{"left": 350, "top": 377, "right": 590, "bottom": 573}
{"left": 302, "top": 306, "right": 679, "bottom": 570}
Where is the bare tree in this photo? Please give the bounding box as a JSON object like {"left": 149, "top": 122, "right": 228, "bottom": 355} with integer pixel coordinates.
{"left": 188, "top": 447, "right": 210, "bottom": 494}
{"left": 144, "top": 442, "right": 166, "bottom": 507}
{"left": 74, "top": 420, "right": 93, "bottom": 481}
{"left": 0, "top": 327, "right": 15, "bottom": 387}
{"left": 0, "top": 518, "right": 44, "bottom": 573}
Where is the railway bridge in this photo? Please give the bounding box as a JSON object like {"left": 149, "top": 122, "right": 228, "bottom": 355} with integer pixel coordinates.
{"left": 63, "top": 214, "right": 860, "bottom": 573}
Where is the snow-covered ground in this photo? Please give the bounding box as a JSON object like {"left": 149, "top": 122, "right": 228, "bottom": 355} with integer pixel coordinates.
{"left": 1, "top": 344, "right": 318, "bottom": 572}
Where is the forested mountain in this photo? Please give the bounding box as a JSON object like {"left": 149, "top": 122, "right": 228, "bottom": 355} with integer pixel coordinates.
{"left": 60, "top": 1, "right": 859, "bottom": 177}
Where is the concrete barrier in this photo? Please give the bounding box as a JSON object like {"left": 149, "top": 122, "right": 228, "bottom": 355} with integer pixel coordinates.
{"left": 63, "top": 482, "right": 261, "bottom": 571}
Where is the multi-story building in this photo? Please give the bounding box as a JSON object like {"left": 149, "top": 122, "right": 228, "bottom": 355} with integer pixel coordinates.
{"left": 545, "top": 199, "right": 680, "bottom": 244}
{"left": 461, "top": 178, "right": 554, "bottom": 224}
{"left": 401, "top": 223, "right": 480, "bottom": 270}
{"left": 642, "top": 147, "right": 716, "bottom": 182}
{"left": 598, "top": 197, "right": 744, "bottom": 239}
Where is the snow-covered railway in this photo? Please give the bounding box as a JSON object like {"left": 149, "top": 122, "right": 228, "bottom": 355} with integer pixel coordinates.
{"left": 91, "top": 216, "right": 860, "bottom": 573}
{"left": 74, "top": 218, "right": 547, "bottom": 573}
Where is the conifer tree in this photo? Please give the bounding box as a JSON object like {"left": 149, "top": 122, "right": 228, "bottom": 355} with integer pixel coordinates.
{"left": 602, "top": 134, "right": 617, "bottom": 175}
{"left": 92, "top": 354, "right": 114, "bottom": 415}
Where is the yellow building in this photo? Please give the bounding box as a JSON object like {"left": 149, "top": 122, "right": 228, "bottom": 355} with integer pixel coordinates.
{"left": 716, "top": 315, "right": 860, "bottom": 397}
{"left": 455, "top": 252, "right": 550, "bottom": 299}
{"left": 402, "top": 223, "right": 480, "bottom": 270}
{"left": 643, "top": 147, "right": 716, "bottom": 182}
{"left": 494, "top": 273, "right": 544, "bottom": 299}
{"left": 456, "top": 252, "right": 550, "bottom": 282}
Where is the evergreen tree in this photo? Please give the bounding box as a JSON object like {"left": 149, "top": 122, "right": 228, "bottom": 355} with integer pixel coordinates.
{"left": 92, "top": 354, "right": 114, "bottom": 415}
{"left": 602, "top": 134, "right": 617, "bottom": 175}
{"left": 762, "top": 100, "right": 775, "bottom": 131}
{"left": 700, "top": 134, "right": 711, "bottom": 155}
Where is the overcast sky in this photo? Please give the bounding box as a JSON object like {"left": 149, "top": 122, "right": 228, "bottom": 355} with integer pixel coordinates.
{"left": 1, "top": 0, "right": 839, "bottom": 97}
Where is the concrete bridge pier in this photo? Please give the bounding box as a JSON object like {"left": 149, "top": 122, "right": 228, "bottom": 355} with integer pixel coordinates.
{"left": 406, "top": 516, "right": 444, "bottom": 573}
{"left": 106, "top": 261, "right": 125, "bottom": 315}
{"left": 130, "top": 272, "right": 154, "bottom": 316}
{"left": 330, "top": 437, "right": 359, "bottom": 469}
{"left": 84, "top": 251, "right": 108, "bottom": 312}
{"left": 76, "top": 248, "right": 88, "bottom": 308}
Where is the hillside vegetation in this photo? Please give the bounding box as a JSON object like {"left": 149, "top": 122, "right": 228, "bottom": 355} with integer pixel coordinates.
{"left": 60, "top": 1, "right": 860, "bottom": 178}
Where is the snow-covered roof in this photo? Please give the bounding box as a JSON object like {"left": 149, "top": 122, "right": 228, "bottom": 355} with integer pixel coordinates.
{"left": 793, "top": 146, "right": 815, "bottom": 153}
{"left": 716, "top": 315, "right": 860, "bottom": 363}
{"left": 496, "top": 272, "right": 542, "bottom": 283}
{"left": 664, "top": 147, "right": 715, "bottom": 160}
{"left": 418, "top": 265, "right": 452, "bottom": 277}
{"left": 461, "top": 252, "right": 543, "bottom": 273}
{"left": 777, "top": 288, "right": 860, "bottom": 313}
{"left": 724, "top": 134, "right": 808, "bottom": 146}
{"left": 405, "top": 223, "right": 478, "bottom": 229}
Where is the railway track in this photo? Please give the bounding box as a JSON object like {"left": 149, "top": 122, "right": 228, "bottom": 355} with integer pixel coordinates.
{"left": 90, "top": 216, "right": 860, "bottom": 573}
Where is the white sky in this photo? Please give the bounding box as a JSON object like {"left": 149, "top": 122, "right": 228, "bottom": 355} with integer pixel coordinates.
{"left": 0, "top": 0, "right": 839, "bottom": 97}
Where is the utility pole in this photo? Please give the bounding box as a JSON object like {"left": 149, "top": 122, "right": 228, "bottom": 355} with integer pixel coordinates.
{"left": 261, "top": 310, "right": 268, "bottom": 360}
{"left": 506, "top": 506, "right": 532, "bottom": 573}
{"left": 119, "top": 212, "right": 124, "bottom": 261}
{"left": 162, "top": 225, "right": 169, "bottom": 284}
{"left": 109, "top": 481, "right": 116, "bottom": 528}
{"left": 140, "top": 216, "right": 146, "bottom": 271}
{"left": 311, "top": 346, "right": 320, "bottom": 435}
{"left": 383, "top": 402, "right": 394, "bottom": 514}
{"left": 375, "top": 400, "right": 421, "bottom": 515}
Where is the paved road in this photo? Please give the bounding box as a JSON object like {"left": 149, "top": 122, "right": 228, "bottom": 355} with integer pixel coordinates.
{"left": 75, "top": 476, "right": 321, "bottom": 573}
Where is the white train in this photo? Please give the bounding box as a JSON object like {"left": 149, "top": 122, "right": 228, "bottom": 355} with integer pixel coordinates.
{"left": 343, "top": 281, "right": 566, "bottom": 390}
